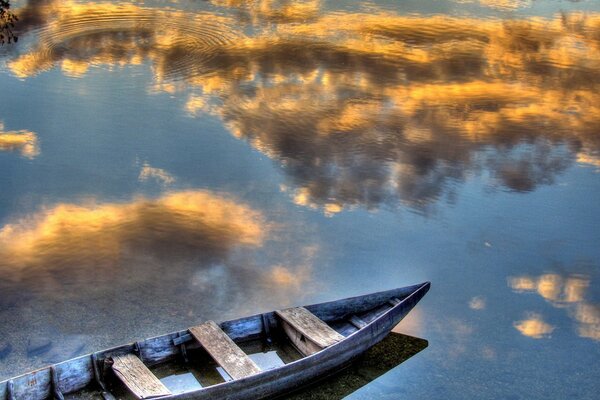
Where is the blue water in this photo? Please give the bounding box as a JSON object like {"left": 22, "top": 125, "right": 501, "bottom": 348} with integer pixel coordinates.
{"left": 1, "top": 0, "right": 599, "bottom": 398}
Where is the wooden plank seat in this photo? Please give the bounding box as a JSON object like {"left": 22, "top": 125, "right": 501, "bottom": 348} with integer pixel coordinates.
{"left": 111, "top": 354, "right": 171, "bottom": 399}
{"left": 189, "top": 321, "right": 261, "bottom": 380}
{"left": 276, "top": 307, "right": 345, "bottom": 356}
{"left": 349, "top": 315, "right": 368, "bottom": 329}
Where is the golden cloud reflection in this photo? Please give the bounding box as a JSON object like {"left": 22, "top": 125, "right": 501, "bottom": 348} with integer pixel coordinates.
{"left": 0, "top": 190, "right": 266, "bottom": 269}
{"left": 460, "top": 0, "right": 531, "bottom": 11}
{"left": 7, "top": 2, "right": 600, "bottom": 213}
{"left": 513, "top": 313, "right": 554, "bottom": 339}
{"left": 577, "top": 152, "right": 600, "bottom": 171}
{"left": 209, "top": 0, "right": 320, "bottom": 24}
{"left": 0, "top": 189, "right": 320, "bottom": 366}
{"left": 0, "top": 189, "right": 318, "bottom": 314}
{"left": 0, "top": 121, "right": 39, "bottom": 159}
{"left": 509, "top": 274, "right": 600, "bottom": 341}
{"left": 9, "top": 1, "right": 241, "bottom": 80}
{"left": 138, "top": 162, "right": 176, "bottom": 185}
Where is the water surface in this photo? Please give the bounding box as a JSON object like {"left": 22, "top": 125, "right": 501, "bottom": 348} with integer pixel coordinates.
{"left": 1, "top": 0, "right": 600, "bottom": 398}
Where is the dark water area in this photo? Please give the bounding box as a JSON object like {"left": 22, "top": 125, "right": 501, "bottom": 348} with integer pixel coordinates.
{"left": 1, "top": 0, "right": 599, "bottom": 398}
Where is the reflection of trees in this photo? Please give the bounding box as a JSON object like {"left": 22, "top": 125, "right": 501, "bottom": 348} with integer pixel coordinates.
{"left": 8, "top": 1, "right": 240, "bottom": 79}
{"left": 5, "top": 1, "right": 600, "bottom": 213}
{"left": 0, "top": 0, "right": 18, "bottom": 44}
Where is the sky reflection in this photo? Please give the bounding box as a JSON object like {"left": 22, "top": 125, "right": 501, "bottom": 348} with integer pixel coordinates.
{"left": 0, "top": 1, "right": 599, "bottom": 398}
{"left": 0, "top": 121, "right": 38, "bottom": 158}
{"left": 509, "top": 273, "right": 600, "bottom": 341}
{"left": 0, "top": 188, "right": 317, "bottom": 375}
{"left": 6, "top": 0, "right": 600, "bottom": 214}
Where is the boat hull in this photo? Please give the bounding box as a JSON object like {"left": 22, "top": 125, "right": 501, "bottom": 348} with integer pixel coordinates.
{"left": 0, "top": 282, "right": 430, "bottom": 400}
{"left": 172, "top": 282, "right": 430, "bottom": 400}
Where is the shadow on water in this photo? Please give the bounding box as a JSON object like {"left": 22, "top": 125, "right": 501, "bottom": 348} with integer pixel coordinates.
{"left": 284, "top": 333, "right": 428, "bottom": 400}
{"left": 65, "top": 332, "right": 429, "bottom": 400}
{"left": 64, "top": 332, "right": 427, "bottom": 400}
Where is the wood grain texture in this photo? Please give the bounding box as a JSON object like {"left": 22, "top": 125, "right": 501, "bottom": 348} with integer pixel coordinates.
{"left": 279, "top": 320, "right": 324, "bottom": 356}
{"left": 111, "top": 354, "right": 171, "bottom": 399}
{"left": 276, "top": 307, "right": 344, "bottom": 348}
{"left": 0, "top": 283, "right": 430, "bottom": 400}
{"left": 189, "top": 321, "right": 261, "bottom": 380}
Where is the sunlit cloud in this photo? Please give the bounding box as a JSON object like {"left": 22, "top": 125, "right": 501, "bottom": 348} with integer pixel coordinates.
{"left": 0, "top": 190, "right": 266, "bottom": 269}
{"left": 577, "top": 152, "right": 600, "bottom": 171}
{"left": 469, "top": 296, "right": 486, "bottom": 310}
{"left": 139, "top": 162, "right": 176, "bottom": 185}
{"left": 0, "top": 121, "right": 39, "bottom": 159}
{"left": 0, "top": 187, "right": 319, "bottom": 351}
{"left": 509, "top": 273, "right": 599, "bottom": 341}
{"left": 573, "top": 303, "right": 600, "bottom": 341}
{"left": 0, "top": 188, "right": 320, "bottom": 306}
{"left": 209, "top": 0, "right": 321, "bottom": 24}
{"left": 7, "top": 1, "right": 600, "bottom": 214}
{"left": 459, "top": 0, "right": 531, "bottom": 11}
{"left": 9, "top": 1, "right": 241, "bottom": 79}
{"left": 514, "top": 313, "right": 555, "bottom": 339}
{"left": 508, "top": 274, "right": 589, "bottom": 306}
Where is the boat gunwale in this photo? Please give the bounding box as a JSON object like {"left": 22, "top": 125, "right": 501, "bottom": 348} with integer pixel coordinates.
{"left": 160, "top": 281, "right": 430, "bottom": 398}
{"left": 0, "top": 281, "right": 430, "bottom": 399}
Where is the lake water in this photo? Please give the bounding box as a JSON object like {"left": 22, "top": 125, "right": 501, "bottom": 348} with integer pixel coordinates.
{"left": 1, "top": 0, "right": 599, "bottom": 398}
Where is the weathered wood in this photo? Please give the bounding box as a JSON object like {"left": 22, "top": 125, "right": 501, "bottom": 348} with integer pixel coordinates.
{"left": 169, "top": 282, "right": 431, "bottom": 399}
{"left": 0, "top": 282, "right": 430, "bottom": 400}
{"left": 261, "top": 314, "right": 272, "bottom": 343}
{"left": 92, "top": 353, "right": 117, "bottom": 400}
{"left": 173, "top": 333, "right": 193, "bottom": 346}
{"left": 305, "top": 284, "right": 425, "bottom": 322}
{"left": 388, "top": 297, "right": 401, "bottom": 307}
{"left": 349, "top": 315, "right": 368, "bottom": 329}
{"left": 189, "top": 321, "right": 261, "bottom": 380}
{"left": 2, "top": 367, "right": 52, "bottom": 399}
{"left": 7, "top": 380, "right": 15, "bottom": 400}
{"left": 177, "top": 332, "right": 189, "bottom": 363}
{"left": 279, "top": 320, "right": 324, "bottom": 356}
{"left": 91, "top": 353, "right": 106, "bottom": 391}
{"left": 111, "top": 354, "right": 171, "bottom": 399}
{"left": 50, "top": 366, "right": 64, "bottom": 400}
{"left": 276, "top": 307, "right": 344, "bottom": 349}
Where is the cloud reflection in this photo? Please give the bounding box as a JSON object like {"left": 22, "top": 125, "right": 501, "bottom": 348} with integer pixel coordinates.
{"left": 508, "top": 273, "right": 599, "bottom": 341}
{"left": 0, "top": 121, "right": 39, "bottom": 158}
{"left": 6, "top": 1, "right": 600, "bottom": 213}
{"left": 0, "top": 188, "right": 320, "bottom": 378}
{"left": 0, "top": 189, "right": 317, "bottom": 310}
{"left": 513, "top": 313, "right": 555, "bottom": 339}
{"left": 0, "top": 190, "right": 266, "bottom": 268}
{"left": 138, "top": 162, "right": 176, "bottom": 185}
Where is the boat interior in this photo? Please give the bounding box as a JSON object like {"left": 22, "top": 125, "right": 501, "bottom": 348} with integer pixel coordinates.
{"left": 1, "top": 285, "right": 424, "bottom": 400}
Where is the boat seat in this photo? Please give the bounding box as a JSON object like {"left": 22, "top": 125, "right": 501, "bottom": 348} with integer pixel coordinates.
{"left": 111, "top": 354, "right": 171, "bottom": 399}
{"left": 189, "top": 321, "right": 261, "bottom": 380}
{"left": 349, "top": 315, "right": 368, "bottom": 329}
{"left": 275, "top": 307, "right": 345, "bottom": 356}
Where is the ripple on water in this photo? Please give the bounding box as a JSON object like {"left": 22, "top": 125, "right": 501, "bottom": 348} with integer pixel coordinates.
{"left": 8, "top": 4, "right": 244, "bottom": 85}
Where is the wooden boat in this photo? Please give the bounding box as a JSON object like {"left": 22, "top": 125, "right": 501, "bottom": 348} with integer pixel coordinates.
{"left": 0, "top": 282, "right": 430, "bottom": 400}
